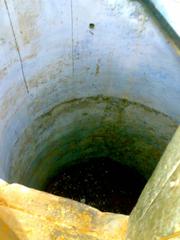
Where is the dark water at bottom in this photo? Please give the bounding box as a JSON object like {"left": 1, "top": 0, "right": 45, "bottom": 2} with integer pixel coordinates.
{"left": 45, "top": 158, "right": 146, "bottom": 215}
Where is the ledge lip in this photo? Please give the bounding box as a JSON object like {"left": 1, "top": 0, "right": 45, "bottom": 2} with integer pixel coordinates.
{"left": 149, "top": 0, "right": 180, "bottom": 37}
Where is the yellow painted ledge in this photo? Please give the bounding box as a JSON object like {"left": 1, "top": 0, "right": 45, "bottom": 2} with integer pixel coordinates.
{"left": 0, "top": 179, "right": 128, "bottom": 240}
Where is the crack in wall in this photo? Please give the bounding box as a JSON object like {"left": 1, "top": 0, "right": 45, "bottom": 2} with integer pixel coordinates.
{"left": 4, "top": 0, "right": 29, "bottom": 94}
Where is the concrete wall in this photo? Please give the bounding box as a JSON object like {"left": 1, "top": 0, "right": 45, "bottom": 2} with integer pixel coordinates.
{"left": 0, "top": 0, "right": 179, "bottom": 186}
{"left": 9, "top": 97, "right": 177, "bottom": 188}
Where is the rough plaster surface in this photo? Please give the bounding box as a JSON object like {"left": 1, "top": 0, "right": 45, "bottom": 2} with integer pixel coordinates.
{"left": 0, "top": 179, "right": 129, "bottom": 240}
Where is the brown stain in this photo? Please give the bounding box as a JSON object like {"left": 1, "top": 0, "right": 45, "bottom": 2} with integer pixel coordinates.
{"left": 0, "top": 67, "right": 7, "bottom": 79}
{"left": 15, "top": 0, "right": 41, "bottom": 45}
{"left": 96, "top": 64, "right": 100, "bottom": 76}
{"left": 23, "top": 52, "right": 38, "bottom": 61}
{"left": 28, "top": 59, "right": 70, "bottom": 89}
{"left": 0, "top": 83, "right": 26, "bottom": 120}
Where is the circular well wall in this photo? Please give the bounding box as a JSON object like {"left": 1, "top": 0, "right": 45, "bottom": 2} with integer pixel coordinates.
{"left": 8, "top": 96, "right": 177, "bottom": 213}
{"left": 0, "top": 0, "right": 179, "bottom": 214}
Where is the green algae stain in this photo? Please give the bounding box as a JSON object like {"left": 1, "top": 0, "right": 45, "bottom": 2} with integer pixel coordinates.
{"left": 10, "top": 96, "right": 177, "bottom": 189}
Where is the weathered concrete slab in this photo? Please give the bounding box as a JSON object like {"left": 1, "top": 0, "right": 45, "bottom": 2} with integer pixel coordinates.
{"left": 0, "top": 180, "right": 128, "bottom": 240}
{"left": 126, "top": 126, "right": 180, "bottom": 240}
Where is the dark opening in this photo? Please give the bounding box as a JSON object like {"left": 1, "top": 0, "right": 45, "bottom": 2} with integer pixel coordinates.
{"left": 89, "top": 23, "right": 95, "bottom": 29}
{"left": 45, "top": 157, "right": 146, "bottom": 214}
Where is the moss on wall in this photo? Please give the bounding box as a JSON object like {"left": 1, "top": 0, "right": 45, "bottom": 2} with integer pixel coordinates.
{"left": 9, "top": 96, "right": 177, "bottom": 188}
